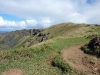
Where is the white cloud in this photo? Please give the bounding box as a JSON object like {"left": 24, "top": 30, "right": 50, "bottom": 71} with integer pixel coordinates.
{"left": 0, "top": 0, "right": 100, "bottom": 30}
{"left": 26, "top": 19, "right": 37, "bottom": 27}
{"left": 0, "top": 16, "right": 27, "bottom": 29}
{"left": 17, "top": 21, "right": 26, "bottom": 29}
{"left": 0, "top": 17, "right": 17, "bottom": 27}
{"left": 0, "top": 16, "right": 52, "bottom": 29}
{"left": 38, "top": 17, "right": 52, "bottom": 28}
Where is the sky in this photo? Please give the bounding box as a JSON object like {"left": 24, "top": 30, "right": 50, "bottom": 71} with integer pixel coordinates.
{"left": 0, "top": 0, "right": 100, "bottom": 31}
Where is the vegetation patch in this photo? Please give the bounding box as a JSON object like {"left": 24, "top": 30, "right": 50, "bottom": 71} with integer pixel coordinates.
{"left": 0, "top": 41, "right": 5, "bottom": 44}
{"left": 81, "top": 36, "right": 100, "bottom": 57}
{"left": 52, "top": 55, "right": 72, "bottom": 73}
{"left": 0, "top": 37, "right": 89, "bottom": 75}
{"left": 0, "top": 43, "right": 53, "bottom": 62}
{"left": 52, "top": 54, "right": 86, "bottom": 75}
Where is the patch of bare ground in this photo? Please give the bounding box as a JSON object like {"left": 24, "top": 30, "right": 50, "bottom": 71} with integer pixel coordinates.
{"left": 62, "top": 45, "right": 100, "bottom": 75}
{"left": 2, "top": 69, "right": 24, "bottom": 75}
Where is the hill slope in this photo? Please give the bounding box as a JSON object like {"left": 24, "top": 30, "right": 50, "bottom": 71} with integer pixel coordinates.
{"left": 0, "top": 22, "right": 100, "bottom": 50}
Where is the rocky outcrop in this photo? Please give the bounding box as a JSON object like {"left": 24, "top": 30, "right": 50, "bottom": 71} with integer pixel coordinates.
{"left": 1, "top": 28, "right": 50, "bottom": 48}
{"left": 40, "top": 36, "right": 47, "bottom": 42}
{"left": 88, "top": 36, "right": 100, "bottom": 49}
{"left": 29, "top": 29, "right": 41, "bottom": 36}
{"left": 85, "top": 36, "right": 100, "bottom": 56}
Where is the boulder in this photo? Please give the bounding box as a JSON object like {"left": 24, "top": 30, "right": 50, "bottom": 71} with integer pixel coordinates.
{"left": 88, "top": 36, "right": 100, "bottom": 49}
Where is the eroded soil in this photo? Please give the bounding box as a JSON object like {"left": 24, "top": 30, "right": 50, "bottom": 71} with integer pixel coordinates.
{"left": 2, "top": 69, "right": 24, "bottom": 75}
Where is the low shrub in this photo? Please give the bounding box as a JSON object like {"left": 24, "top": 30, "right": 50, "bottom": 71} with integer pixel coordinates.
{"left": 81, "top": 36, "right": 100, "bottom": 57}
{"left": 81, "top": 45, "right": 100, "bottom": 57}
{"left": 52, "top": 55, "right": 72, "bottom": 73}
{"left": 81, "top": 45, "right": 90, "bottom": 53}
{"left": 0, "top": 40, "right": 5, "bottom": 44}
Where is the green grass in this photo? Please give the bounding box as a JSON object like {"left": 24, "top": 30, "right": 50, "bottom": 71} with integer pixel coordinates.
{"left": 0, "top": 41, "right": 5, "bottom": 44}
{"left": 0, "top": 37, "right": 89, "bottom": 75}
{"left": 52, "top": 55, "right": 72, "bottom": 74}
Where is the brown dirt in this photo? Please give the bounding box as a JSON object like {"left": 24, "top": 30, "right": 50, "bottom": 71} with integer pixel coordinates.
{"left": 2, "top": 69, "right": 24, "bottom": 75}
{"left": 62, "top": 45, "right": 100, "bottom": 75}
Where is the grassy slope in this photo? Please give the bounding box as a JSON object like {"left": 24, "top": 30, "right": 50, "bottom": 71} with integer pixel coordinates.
{"left": 94, "top": 25, "right": 100, "bottom": 35}
{"left": 26, "top": 23, "right": 99, "bottom": 48}
{"left": 0, "top": 23, "right": 99, "bottom": 49}
{"left": 0, "top": 34, "right": 10, "bottom": 50}
{"left": 0, "top": 37, "right": 90, "bottom": 75}
{"left": 43, "top": 23, "right": 99, "bottom": 38}
{"left": 13, "top": 35, "right": 31, "bottom": 48}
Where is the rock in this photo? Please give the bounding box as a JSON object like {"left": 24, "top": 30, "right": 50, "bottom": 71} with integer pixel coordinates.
{"left": 87, "top": 36, "right": 100, "bottom": 56}
{"left": 89, "top": 60, "right": 96, "bottom": 65}
{"left": 47, "top": 32, "right": 50, "bottom": 35}
{"left": 29, "top": 29, "right": 41, "bottom": 36}
{"left": 38, "top": 33, "right": 46, "bottom": 37}
{"left": 94, "top": 67, "right": 98, "bottom": 71}
{"left": 92, "top": 71, "right": 97, "bottom": 74}
{"left": 40, "top": 36, "right": 47, "bottom": 42}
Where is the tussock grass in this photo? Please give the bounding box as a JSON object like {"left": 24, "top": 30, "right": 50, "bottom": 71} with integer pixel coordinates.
{"left": 52, "top": 55, "right": 72, "bottom": 73}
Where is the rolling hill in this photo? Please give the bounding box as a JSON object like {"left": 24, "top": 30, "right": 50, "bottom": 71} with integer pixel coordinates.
{"left": 0, "top": 22, "right": 100, "bottom": 49}
{"left": 0, "top": 22, "right": 100, "bottom": 75}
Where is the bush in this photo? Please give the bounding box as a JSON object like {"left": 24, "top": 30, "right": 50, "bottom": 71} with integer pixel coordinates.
{"left": 81, "top": 36, "right": 100, "bottom": 57}
{"left": 52, "top": 55, "right": 72, "bottom": 73}
{"left": 81, "top": 45, "right": 90, "bottom": 53}
{"left": 81, "top": 45, "right": 100, "bottom": 57}
{"left": 0, "top": 41, "right": 5, "bottom": 44}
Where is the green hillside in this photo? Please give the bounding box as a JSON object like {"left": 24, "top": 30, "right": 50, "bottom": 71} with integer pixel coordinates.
{"left": 0, "top": 23, "right": 100, "bottom": 75}
{"left": 0, "top": 23, "right": 100, "bottom": 50}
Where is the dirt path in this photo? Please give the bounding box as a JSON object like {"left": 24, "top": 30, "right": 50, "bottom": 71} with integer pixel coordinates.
{"left": 62, "top": 45, "right": 100, "bottom": 75}
{"left": 2, "top": 69, "right": 24, "bottom": 75}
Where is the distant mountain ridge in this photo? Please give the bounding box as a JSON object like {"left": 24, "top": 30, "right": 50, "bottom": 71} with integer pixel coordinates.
{"left": 0, "top": 31, "right": 11, "bottom": 34}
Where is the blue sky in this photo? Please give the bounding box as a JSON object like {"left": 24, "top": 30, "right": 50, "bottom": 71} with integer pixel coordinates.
{"left": 87, "top": 0, "right": 95, "bottom": 4}
{"left": 0, "top": 14, "right": 25, "bottom": 21}
{"left": 0, "top": 0, "right": 100, "bottom": 31}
